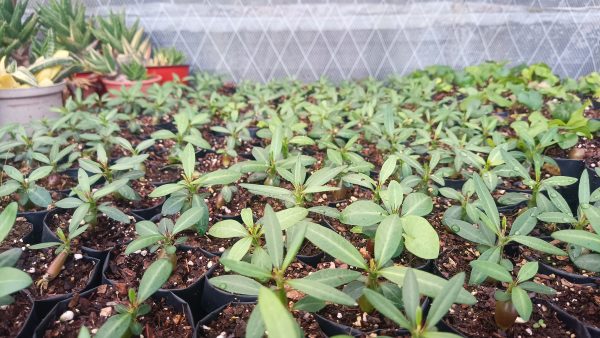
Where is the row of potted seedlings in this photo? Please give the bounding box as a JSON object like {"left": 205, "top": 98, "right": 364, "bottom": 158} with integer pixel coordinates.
{"left": 0, "top": 61, "right": 599, "bottom": 337}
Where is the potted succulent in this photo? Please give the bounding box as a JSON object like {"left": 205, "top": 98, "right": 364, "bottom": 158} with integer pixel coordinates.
{"left": 0, "top": 1, "right": 75, "bottom": 125}
{"left": 37, "top": 0, "right": 99, "bottom": 97}
{"left": 146, "top": 47, "right": 189, "bottom": 84}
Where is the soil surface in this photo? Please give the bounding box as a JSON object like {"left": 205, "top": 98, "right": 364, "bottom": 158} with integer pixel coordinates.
{"left": 536, "top": 273, "right": 600, "bottom": 329}
{"left": 444, "top": 285, "right": 573, "bottom": 338}
{"left": 0, "top": 217, "right": 32, "bottom": 250}
{"left": 40, "top": 284, "right": 193, "bottom": 338}
{"left": 38, "top": 173, "right": 76, "bottom": 192}
{"left": 0, "top": 292, "right": 33, "bottom": 338}
{"left": 318, "top": 304, "right": 411, "bottom": 337}
{"left": 105, "top": 244, "right": 217, "bottom": 290}
{"left": 46, "top": 210, "right": 136, "bottom": 251}
{"left": 107, "top": 179, "right": 163, "bottom": 213}
{"left": 145, "top": 150, "right": 182, "bottom": 184}
{"left": 198, "top": 302, "right": 325, "bottom": 338}
{"left": 18, "top": 248, "right": 96, "bottom": 300}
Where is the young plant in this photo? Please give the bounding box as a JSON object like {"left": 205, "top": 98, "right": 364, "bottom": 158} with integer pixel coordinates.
{"left": 471, "top": 261, "right": 555, "bottom": 329}
{"left": 55, "top": 169, "right": 131, "bottom": 229}
{"left": 0, "top": 165, "right": 53, "bottom": 210}
{"left": 339, "top": 180, "right": 439, "bottom": 260}
{"left": 342, "top": 155, "right": 397, "bottom": 202}
{"left": 301, "top": 216, "right": 475, "bottom": 313}
{"left": 125, "top": 208, "right": 203, "bottom": 267}
{"left": 398, "top": 151, "right": 453, "bottom": 196}
{"left": 148, "top": 144, "right": 241, "bottom": 234}
{"left": 151, "top": 113, "right": 211, "bottom": 161}
{"left": 549, "top": 172, "right": 600, "bottom": 273}
{"left": 95, "top": 259, "right": 173, "bottom": 338}
{"left": 439, "top": 179, "right": 479, "bottom": 223}
{"left": 0, "top": 202, "right": 33, "bottom": 305}
{"left": 36, "top": 143, "right": 80, "bottom": 184}
{"left": 444, "top": 173, "right": 566, "bottom": 284}
{"left": 240, "top": 156, "right": 346, "bottom": 207}
{"left": 208, "top": 206, "right": 308, "bottom": 262}
{"left": 28, "top": 221, "right": 88, "bottom": 291}
{"left": 362, "top": 269, "right": 465, "bottom": 338}
{"left": 211, "top": 205, "right": 357, "bottom": 307}
{"left": 210, "top": 118, "right": 252, "bottom": 166}
{"left": 499, "top": 150, "right": 577, "bottom": 209}
{"left": 234, "top": 145, "right": 315, "bottom": 186}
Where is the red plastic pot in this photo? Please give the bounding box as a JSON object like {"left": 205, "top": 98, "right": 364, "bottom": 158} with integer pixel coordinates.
{"left": 101, "top": 75, "right": 162, "bottom": 96}
{"left": 146, "top": 65, "right": 190, "bottom": 84}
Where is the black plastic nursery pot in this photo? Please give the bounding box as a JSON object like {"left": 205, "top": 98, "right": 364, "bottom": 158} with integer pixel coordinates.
{"left": 31, "top": 255, "right": 102, "bottom": 319}
{"left": 131, "top": 198, "right": 164, "bottom": 220}
{"left": 523, "top": 252, "right": 600, "bottom": 285}
{"left": 1, "top": 291, "right": 37, "bottom": 338}
{"left": 100, "top": 244, "right": 212, "bottom": 323}
{"left": 33, "top": 286, "right": 195, "bottom": 337}
{"left": 443, "top": 178, "right": 466, "bottom": 190}
{"left": 17, "top": 209, "right": 49, "bottom": 244}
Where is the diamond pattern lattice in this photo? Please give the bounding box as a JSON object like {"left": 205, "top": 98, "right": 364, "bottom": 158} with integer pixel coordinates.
{"left": 32, "top": 0, "right": 600, "bottom": 82}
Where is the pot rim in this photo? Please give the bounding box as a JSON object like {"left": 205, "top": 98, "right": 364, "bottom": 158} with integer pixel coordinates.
{"left": 0, "top": 81, "right": 66, "bottom": 97}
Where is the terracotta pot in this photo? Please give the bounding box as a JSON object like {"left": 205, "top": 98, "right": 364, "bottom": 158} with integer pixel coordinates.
{"left": 101, "top": 75, "right": 162, "bottom": 96}
{"left": 0, "top": 81, "right": 65, "bottom": 125}
{"left": 146, "top": 65, "right": 190, "bottom": 84}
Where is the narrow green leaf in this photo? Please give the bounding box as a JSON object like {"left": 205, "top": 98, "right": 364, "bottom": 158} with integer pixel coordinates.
{"left": 305, "top": 223, "right": 367, "bottom": 269}
{"left": 209, "top": 275, "right": 262, "bottom": 295}
{"left": 375, "top": 214, "right": 402, "bottom": 267}
{"left": 95, "top": 313, "right": 132, "bottom": 338}
{"left": 362, "top": 288, "right": 411, "bottom": 329}
{"left": 258, "top": 287, "right": 301, "bottom": 338}
{"left": 287, "top": 279, "right": 356, "bottom": 306}
{"left": 263, "top": 205, "right": 284, "bottom": 268}
{"left": 426, "top": 272, "right": 465, "bottom": 329}
{"left": 137, "top": 259, "right": 173, "bottom": 303}
{"left": 511, "top": 286, "right": 532, "bottom": 321}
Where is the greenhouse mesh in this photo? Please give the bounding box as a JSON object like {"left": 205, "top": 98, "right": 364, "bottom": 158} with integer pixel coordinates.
{"left": 32, "top": 0, "right": 600, "bottom": 82}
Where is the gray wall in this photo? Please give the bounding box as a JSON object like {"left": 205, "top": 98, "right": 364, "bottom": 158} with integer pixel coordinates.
{"left": 33, "top": 0, "right": 600, "bottom": 82}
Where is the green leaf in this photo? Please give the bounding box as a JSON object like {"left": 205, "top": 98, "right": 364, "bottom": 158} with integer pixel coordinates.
{"left": 302, "top": 268, "right": 361, "bottom": 287}
{"left": 77, "top": 326, "right": 91, "bottom": 338}
{"left": 293, "top": 296, "right": 326, "bottom": 312}
{"left": 209, "top": 275, "right": 262, "bottom": 295}
{"left": 305, "top": 166, "right": 346, "bottom": 188}
{"left": 224, "top": 237, "right": 253, "bottom": 261}
{"left": 69, "top": 203, "right": 90, "bottom": 233}
{"left": 95, "top": 313, "right": 132, "bottom": 338}
{"left": 125, "top": 235, "right": 164, "bottom": 254}
{"left": 403, "top": 268, "right": 419, "bottom": 324}
{"left": 0, "top": 267, "right": 32, "bottom": 298}
{"left": 517, "top": 261, "right": 538, "bottom": 283}
{"left": 149, "top": 183, "right": 184, "bottom": 198}
{"left": 579, "top": 170, "right": 590, "bottom": 205}
{"left": 362, "top": 288, "right": 411, "bottom": 329}
{"left": 287, "top": 279, "right": 356, "bottom": 306}
{"left": 421, "top": 332, "right": 463, "bottom": 338}
{"left": 29, "top": 242, "right": 61, "bottom": 249}
{"left": 275, "top": 207, "right": 308, "bottom": 230}
{"left": 402, "top": 215, "right": 440, "bottom": 259}
{"left": 542, "top": 176, "right": 578, "bottom": 187}
{"left": 379, "top": 266, "right": 476, "bottom": 305}
{"left": 305, "top": 223, "right": 367, "bottom": 269}
{"left": 135, "top": 221, "right": 160, "bottom": 236}
{"left": 509, "top": 207, "right": 539, "bottom": 236}
{"left": 258, "top": 287, "right": 302, "bottom": 338}
{"left": 219, "top": 258, "right": 272, "bottom": 279}
{"left": 282, "top": 222, "right": 307, "bottom": 269}
{"left": 379, "top": 155, "right": 397, "bottom": 185}
{"left": 519, "top": 281, "right": 556, "bottom": 295}
{"left": 246, "top": 306, "right": 265, "bottom": 338}
{"left": 137, "top": 259, "right": 173, "bottom": 303}
{"left": 583, "top": 206, "right": 600, "bottom": 235}
{"left": 28, "top": 166, "right": 52, "bottom": 181}
{"left": 469, "top": 260, "right": 512, "bottom": 283}
{"left": 537, "top": 212, "right": 577, "bottom": 225}
{"left": 511, "top": 286, "right": 532, "bottom": 321}
{"left": 375, "top": 215, "right": 402, "bottom": 267}
{"left": 401, "top": 192, "right": 433, "bottom": 217}
{"left": 181, "top": 143, "right": 196, "bottom": 178}
{"left": 511, "top": 235, "right": 568, "bottom": 256}
{"left": 208, "top": 220, "right": 248, "bottom": 238}
{"left": 426, "top": 272, "right": 465, "bottom": 329}
{"left": 263, "top": 205, "right": 284, "bottom": 268}
{"left": 55, "top": 197, "right": 84, "bottom": 209}
{"left": 0, "top": 202, "right": 17, "bottom": 243}
{"left": 173, "top": 208, "right": 203, "bottom": 234}
{"left": 3, "top": 165, "right": 23, "bottom": 182}
{"left": 29, "top": 186, "right": 52, "bottom": 208}
{"left": 93, "top": 179, "right": 128, "bottom": 199}
{"left": 239, "top": 183, "right": 295, "bottom": 203}
{"left": 473, "top": 173, "right": 499, "bottom": 229}
{"left": 551, "top": 230, "right": 600, "bottom": 253}
{"left": 97, "top": 205, "right": 130, "bottom": 224}
{"left": 340, "top": 200, "right": 386, "bottom": 226}
{"left": 196, "top": 169, "right": 241, "bottom": 186}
